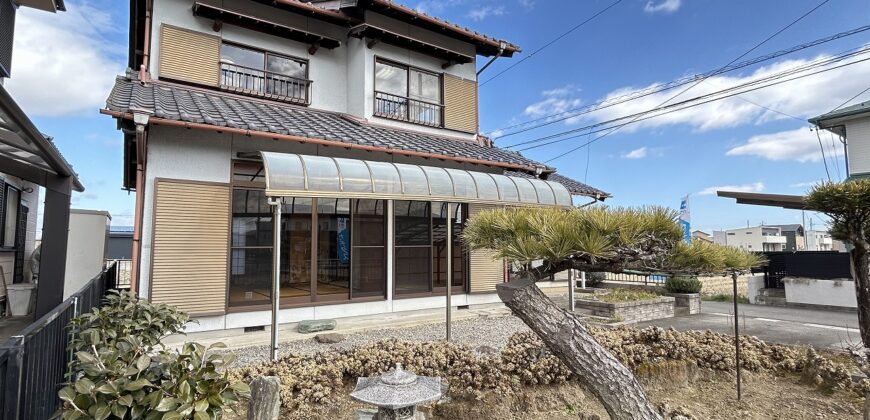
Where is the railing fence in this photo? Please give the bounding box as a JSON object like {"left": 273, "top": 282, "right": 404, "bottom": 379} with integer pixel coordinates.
{"left": 761, "top": 251, "right": 851, "bottom": 289}
{"left": 0, "top": 262, "right": 117, "bottom": 420}
{"left": 604, "top": 272, "right": 668, "bottom": 285}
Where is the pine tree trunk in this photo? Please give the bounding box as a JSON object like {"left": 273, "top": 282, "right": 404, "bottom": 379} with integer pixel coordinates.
{"left": 850, "top": 246, "right": 870, "bottom": 347}
{"left": 497, "top": 277, "right": 661, "bottom": 420}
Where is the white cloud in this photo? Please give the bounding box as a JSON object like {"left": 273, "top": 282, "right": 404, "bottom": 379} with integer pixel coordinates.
{"left": 726, "top": 127, "right": 845, "bottom": 162}
{"left": 699, "top": 182, "right": 764, "bottom": 196}
{"left": 466, "top": 5, "right": 506, "bottom": 21}
{"left": 524, "top": 85, "right": 583, "bottom": 121}
{"left": 5, "top": 2, "right": 125, "bottom": 116}
{"left": 571, "top": 52, "right": 870, "bottom": 133}
{"left": 622, "top": 147, "right": 648, "bottom": 159}
{"left": 518, "top": 0, "right": 535, "bottom": 10}
{"left": 644, "top": 0, "right": 682, "bottom": 14}
{"left": 789, "top": 181, "right": 820, "bottom": 188}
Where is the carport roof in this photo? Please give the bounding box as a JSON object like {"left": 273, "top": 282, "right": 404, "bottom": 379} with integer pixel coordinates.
{"left": 0, "top": 85, "right": 83, "bottom": 191}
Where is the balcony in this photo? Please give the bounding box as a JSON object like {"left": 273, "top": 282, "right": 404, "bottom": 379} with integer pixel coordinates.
{"left": 761, "top": 235, "right": 787, "bottom": 244}
{"left": 374, "top": 91, "right": 443, "bottom": 128}
{"left": 219, "top": 62, "right": 311, "bottom": 105}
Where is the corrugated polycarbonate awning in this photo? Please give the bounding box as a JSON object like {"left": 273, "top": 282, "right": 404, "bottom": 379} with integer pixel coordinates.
{"left": 261, "top": 152, "right": 573, "bottom": 207}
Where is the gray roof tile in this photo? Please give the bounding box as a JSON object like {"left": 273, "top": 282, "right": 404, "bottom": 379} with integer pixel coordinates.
{"left": 105, "top": 74, "right": 609, "bottom": 198}
{"left": 106, "top": 75, "right": 547, "bottom": 168}
{"left": 505, "top": 170, "right": 610, "bottom": 199}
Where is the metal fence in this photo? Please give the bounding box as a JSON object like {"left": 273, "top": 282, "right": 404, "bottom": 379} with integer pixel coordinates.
{"left": 0, "top": 262, "right": 117, "bottom": 419}
{"left": 604, "top": 272, "right": 668, "bottom": 285}
{"left": 761, "top": 251, "right": 852, "bottom": 289}
{"left": 107, "top": 259, "right": 132, "bottom": 290}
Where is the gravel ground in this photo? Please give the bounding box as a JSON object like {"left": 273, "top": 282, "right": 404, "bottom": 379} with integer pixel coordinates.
{"left": 228, "top": 314, "right": 530, "bottom": 367}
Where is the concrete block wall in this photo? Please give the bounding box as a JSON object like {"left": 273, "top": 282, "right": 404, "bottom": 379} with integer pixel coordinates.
{"left": 577, "top": 296, "right": 675, "bottom": 322}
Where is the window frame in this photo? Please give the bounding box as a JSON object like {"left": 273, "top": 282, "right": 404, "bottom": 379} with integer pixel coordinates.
{"left": 373, "top": 57, "right": 444, "bottom": 128}
{"left": 219, "top": 41, "right": 311, "bottom": 104}
{"left": 393, "top": 200, "right": 468, "bottom": 298}
{"left": 227, "top": 161, "right": 388, "bottom": 311}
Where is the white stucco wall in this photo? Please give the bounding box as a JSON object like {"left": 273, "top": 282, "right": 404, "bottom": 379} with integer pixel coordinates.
{"left": 784, "top": 277, "right": 857, "bottom": 308}
{"left": 64, "top": 210, "right": 110, "bottom": 299}
{"left": 745, "top": 275, "right": 765, "bottom": 304}
{"left": 148, "top": 0, "right": 478, "bottom": 140}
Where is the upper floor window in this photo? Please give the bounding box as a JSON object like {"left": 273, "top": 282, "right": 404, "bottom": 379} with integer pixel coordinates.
{"left": 220, "top": 43, "right": 311, "bottom": 104}
{"left": 374, "top": 59, "right": 443, "bottom": 127}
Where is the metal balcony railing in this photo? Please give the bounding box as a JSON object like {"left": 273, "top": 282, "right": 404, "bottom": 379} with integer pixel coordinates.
{"left": 220, "top": 62, "right": 311, "bottom": 105}
{"left": 374, "top": 91, "right": 443, "bottom": 127}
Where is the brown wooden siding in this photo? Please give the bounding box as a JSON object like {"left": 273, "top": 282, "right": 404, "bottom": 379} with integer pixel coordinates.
{"left": 443, "top": 75, "right": 478, "bottom": 133}
{"left": 468, "top": 204, "right": 505, "bottom": 293}
{"left": 158, "top": 24, "right": 220, "bottom": 86}
{"left": 150, "top": 180, "right": 229, "bottom": 315}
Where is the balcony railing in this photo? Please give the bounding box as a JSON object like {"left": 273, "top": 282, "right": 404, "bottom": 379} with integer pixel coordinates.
{"left": 374, "top": 91, "right": 443, "bottom": 128}
{"left": 220, "top": 62, "right": 311, "bottom": 105}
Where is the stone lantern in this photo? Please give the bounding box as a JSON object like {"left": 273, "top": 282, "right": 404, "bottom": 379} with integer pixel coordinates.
{"left": 350, "top": 363, "right": 443, "bottom": 420}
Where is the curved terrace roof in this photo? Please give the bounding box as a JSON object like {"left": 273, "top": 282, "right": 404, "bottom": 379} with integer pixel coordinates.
{"left": 262, "top": 151, "right": 573, "bottom": 207}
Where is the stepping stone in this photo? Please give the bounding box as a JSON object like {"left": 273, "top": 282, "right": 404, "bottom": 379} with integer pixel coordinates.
{"left": 314, "top": 333, "right": 346, "bottom": 343}
{"left": 298, "top": 319, "right": 336, "bottom": 333}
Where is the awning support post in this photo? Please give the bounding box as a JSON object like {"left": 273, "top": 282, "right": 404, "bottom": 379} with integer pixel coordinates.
{"left": 568, "top": 269, "right": 575, "bottom": 312}
{"left": 446, "top": 203, "right": 453, "bottom": 342}
{"left": 268, "top": 197, "right": 283, "bottom": 362}
{"left": 732, "top": 271, "right": 742, "bottom": 400}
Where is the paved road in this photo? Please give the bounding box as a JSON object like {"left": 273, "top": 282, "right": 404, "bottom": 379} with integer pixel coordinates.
{"left": 636, "top": 301, "right": 860, "bottom": 350}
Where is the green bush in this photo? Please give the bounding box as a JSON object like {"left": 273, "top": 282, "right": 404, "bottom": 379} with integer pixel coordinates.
{"left": 585, "top": 272, "right": 606, "bottom": 287}
{"left": 58, "top": 291, "right": 249, "bottom": 420}
{"left": 69, "top": 290, "right": 189, "bottom": 352}
{"left": 664, "top": 276, "right": 702, "bottom": 294}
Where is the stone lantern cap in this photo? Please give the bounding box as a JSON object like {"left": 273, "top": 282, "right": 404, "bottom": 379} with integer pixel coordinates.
{"left": 350, "top": 364, "right": 442, "bottom": 409}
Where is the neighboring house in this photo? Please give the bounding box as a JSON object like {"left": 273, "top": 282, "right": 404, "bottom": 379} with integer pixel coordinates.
{"left": 767, "top": 224, "right": 805, "bottom": 251}
{"left": 805, "top": 229, "right": 838, "bottom": 251}
{"left": 0, "top": 0, "right": 86, "bottom": 318}
{"left": 712, "top": 226, "right": 787, "bottom": 252}
{"left": 107, "top": 226, "right": 133, "bottom": 260}
{"left": 691, "top": 230, "right": 712, "bottom": 243}
{"left": 104, "top": 0, "right": 609, "bottom": 331}
{"left": 809, "top": 101, "right": 870, "bottom": 181}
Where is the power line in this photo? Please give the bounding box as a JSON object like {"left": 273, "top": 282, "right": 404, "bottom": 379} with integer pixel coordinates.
{"left": 510, "top": 48, "right": 869, "bottom": 151}
{"left": 815, "top": 127, "right": 832, "bottom": 181}
{"left": 544, "top": 0, "right": 833, "bottom": 163}
{"left": 488, "top": 24, "right": 870, "bottom": 138}
{"left": 828, "top": 131, "right": 842, "bottom": 180}
{"left": 829, "top": 84, "right": 870, "bottom": 113}
{"left": 479, "top": 0, "right": 623, "bottom": 87}
{"left": 515, "top": 55, "right": 870, "bottom": 155}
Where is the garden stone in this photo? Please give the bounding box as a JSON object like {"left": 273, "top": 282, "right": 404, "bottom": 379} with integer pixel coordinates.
{"left": 315, "top": 333, "right": 346, "bottom": 343}
{"left": 248, "top": 376, "right": 281, "bottom": 420}
{"left": 298, "top": 319, "right": 336, "bottom": 333}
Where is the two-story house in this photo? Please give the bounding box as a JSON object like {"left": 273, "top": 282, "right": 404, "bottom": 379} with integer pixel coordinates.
{"left": 103, "top": 0, "right": 609, "bottom": 332}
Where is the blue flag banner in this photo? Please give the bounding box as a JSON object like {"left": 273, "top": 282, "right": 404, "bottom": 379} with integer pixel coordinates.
{"left": 679, "top": 195, "right": 691, "bottom": 244}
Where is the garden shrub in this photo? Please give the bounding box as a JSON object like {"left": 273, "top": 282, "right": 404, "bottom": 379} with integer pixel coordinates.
{"left": 59, "top": 291, "right": 249, "bottom": 420}
{"left": 585, "top": 272, "right": 606, "bottom": 287}
{"left": 664, "top": 276, "right": 702, "bottom": 294}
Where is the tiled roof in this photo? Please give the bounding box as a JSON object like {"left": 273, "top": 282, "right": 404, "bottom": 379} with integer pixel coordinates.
{"left": 505, "top": 170, "right": 610, "bottom": 199}
{"left": 105, "top": 75, "right": 549, "bottom": 170}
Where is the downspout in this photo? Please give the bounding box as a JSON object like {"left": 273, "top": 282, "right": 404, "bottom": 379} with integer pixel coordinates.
{"left": 139, "top": 0, "right": 153, "bottom": 80}
{"left": 476, "top": 41, "right": 506, "bottom": 76}
{"left": 130, "top": 110, "right": 152, "bottom": 296}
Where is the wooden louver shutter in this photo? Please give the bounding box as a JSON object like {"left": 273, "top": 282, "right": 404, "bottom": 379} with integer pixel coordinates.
{"left": 468, "top": 204, "right": 506, "bottom": 292}
{"left": 150, "top": 180, "right": 229, "bottom": 315}
{"left": 158, "top": 25, "right": 221, "bottom": 87}
{"left": 443, "top": 75, "right": 479, "bottom": 134}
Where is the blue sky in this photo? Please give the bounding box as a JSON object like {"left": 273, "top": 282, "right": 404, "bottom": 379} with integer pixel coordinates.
{"left": 8, "top": 0, "right": 870, "bottom": 233}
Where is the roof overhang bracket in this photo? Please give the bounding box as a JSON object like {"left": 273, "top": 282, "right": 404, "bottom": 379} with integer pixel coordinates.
{"left": 366, "top": 38, "right": 379, "bottom": 49}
